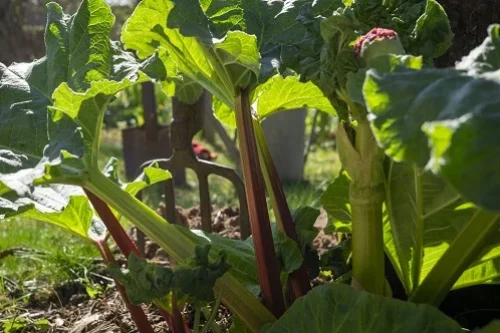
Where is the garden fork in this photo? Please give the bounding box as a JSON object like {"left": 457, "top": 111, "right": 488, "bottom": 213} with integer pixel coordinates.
{"left": 139, "top": 92, "right": 251, "bottom": 239}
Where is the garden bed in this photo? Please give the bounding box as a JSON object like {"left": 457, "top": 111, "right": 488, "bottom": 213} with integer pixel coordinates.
{"left": 1, "top": 205, "right": 334, "bottom": 332}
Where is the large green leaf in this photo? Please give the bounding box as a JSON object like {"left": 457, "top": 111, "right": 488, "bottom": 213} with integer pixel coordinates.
{"left": 123, "top": 0, "right": 344, "bottom": 113}
{"left": 122, "top": 0, "right": 237, "bottom": 106}
{"left": 364, "top": 24, "right": 500, "bottom": 211}
{"left": 0, "top": 60, "right": 50, "bottom": 173}
{"left": 51, "top": 74, "right": 148, "bottom": 167}
{"left": 215, "top": 74, "right": 336, "bottom": 127}
{"left": 45, "top": 0, "right": 114, "bottom": 92}
{"left": 253, "top": 75, "right": 336, "bottom": 121}
{"left": 167, "top": 0, "right": 318, "bottom": 77}
{"left": 323, "top": 162, "right": 500, "bottom": 297}
{"left": 0, "top": 0, "right": 143, "bottom": 181}
{"left": 276, "top": 0, "right": 451, "bottom": 119}
{"left": 385, "top": 161, "right": 500, "bottom": 301}
{"left": 0, "top": 184, "right": 105, "bottom": 242}
{"left": 260, "top": 283, "right": 463, "bottom": 333}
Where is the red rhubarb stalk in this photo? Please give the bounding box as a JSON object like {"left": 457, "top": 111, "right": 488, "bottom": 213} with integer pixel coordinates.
{"left": 233, "top": 88, "right": 286, "bottom": 317}
{"left": 253, "top": 120, "right": 311, "bottom": 301}
{"left": 84, "top": 189, "right": 189, "bottom": 332}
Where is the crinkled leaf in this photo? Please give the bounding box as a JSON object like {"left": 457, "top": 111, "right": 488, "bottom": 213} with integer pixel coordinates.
{"left": 0, "top": 60, "right": 50, "bottom": 173}
{"left": 261, "top": 283, "right": 462, "bottom": 333}
{"left": 320, "top": 170, "right": 352, "bottom": 233}
{"left": 365, "top": 25, "right": 500, "bottom": 211}
{"left": 0, "top": 184, "right": 105, "bottom": 242}
{"left": 277, "top": 0, "right": 451, "bottom": 119}
{"left": 1, "top": 0, "right": 144, "bottom": 184}
{"left": 409, "top": 0, "right": 453, "bottom": 59}
{"left": 179, "top": 228, "right": 260, "bottom": 296}
{"left": 123, "top": 0, "right": 344, "bottom": 109}
{"left": 122, "top": 0, "right": 234, "bottom": 106}
{"left": 173, "top": 244, "right": 231, "bottom": 302}
{"left": 111, "top": 245, "right": 230, "bottom": 304}
{"left": 168, "top": 0, "right": 313, "bottom": 55}
{"left": 45, "top": 0, "right": 114, "bottom": 92}
{"left": 110, "top": 252, "right": 174, "bottom": 305}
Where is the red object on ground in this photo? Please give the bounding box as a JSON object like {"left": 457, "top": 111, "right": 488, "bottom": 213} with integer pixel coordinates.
{"left": 192, "top": 141, "right": 217, "bottom": 160}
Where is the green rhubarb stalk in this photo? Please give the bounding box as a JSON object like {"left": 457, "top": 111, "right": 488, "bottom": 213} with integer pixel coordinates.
{"left": 337, "top": 120, "right": 386, "bottom": 295}
{"left": 410, "top": 210, "right": 500, "bottom": 305}
{"left": 253, "top": 119, "right": 311, "bottom": 300}
{"left": 84, "top": 169, "right": 275, "bottom": 332}
{"left": 233, "top": 88, "right": 286, "bottom": 317}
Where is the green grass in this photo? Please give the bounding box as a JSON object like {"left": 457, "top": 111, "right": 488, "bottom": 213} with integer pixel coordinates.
{"left": 0, "top": 219, "right": 99, "bottom": 312}
{"left": 0, "top": 127, "right": 340, "bottom": 310}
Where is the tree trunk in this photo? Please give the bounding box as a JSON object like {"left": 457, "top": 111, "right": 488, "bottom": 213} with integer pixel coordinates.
{"left": 435, "top": 0, "right": 500, "bottom": 67}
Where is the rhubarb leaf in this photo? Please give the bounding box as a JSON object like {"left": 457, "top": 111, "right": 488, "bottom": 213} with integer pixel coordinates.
{"left": 253, "top": 76, "right": 335, "bottom": 122}
{"left": 0, "top": 185, "right": 106, "bottom": 242}
{"left": 51, "top": 74, "right": 149, "bottom": 167}
{"left": 364, "top": 24, "right": 500, "bottom": 211}
{"left": 0, "top": 60, "right": 51, "bottom": 173}
{"left": 122, "top": 0, "right": 234, "bottom": 106}
{"left": 179, "top": 228, "right": 261, "bottom": 296}
{"left": 0, "top": 0, "right": 145, "bottom": 182}
{"left": 101, "top": 157, "right": 171, "bottom": 196}
{"left": 112, "top": 245, "right": 230, "bottom": 304}
{"left": 385, "top": 162, "right": 500, "bottom": 295}
{"left": 261, "top": 283, "right": 462, "bottom": 333}
{"left": 276, "top": 0, "right": 451, "bottom": 120}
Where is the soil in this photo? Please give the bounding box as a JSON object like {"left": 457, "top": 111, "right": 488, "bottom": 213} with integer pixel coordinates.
{"left": 1, "top": 205, "right": 335, "bottom": 333}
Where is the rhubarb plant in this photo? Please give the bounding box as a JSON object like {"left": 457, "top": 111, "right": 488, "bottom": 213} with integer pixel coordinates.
{"left": 0, "top": 0, "right": 276, "bottom": 331}
{"left": 120, "top": 0, "right": 337, "bottom": 316}
{"left": 363, "top": 24, "right": 500, "bottom": 304}
{"left": 3, "top": 0, "right": 500, "bottom": 332}
{"left": 272, "top": 0, "right": 452, "bottom": 295}
{"left": 278, "top": 0, "right": 500, "bottom": 308}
